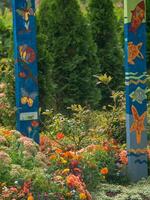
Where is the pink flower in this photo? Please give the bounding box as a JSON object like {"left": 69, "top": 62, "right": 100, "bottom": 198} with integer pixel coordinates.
{"left": 0, "top": 93, "right": 5, "bottom": 98}
{"left": 119, "top": 150, "right": 128, "bottom": 165}
{"left": 0, "top": 151, "right": 11, "bottom": 164}
{"left": 0, "top": 135, "right": 7, "bottom": 143}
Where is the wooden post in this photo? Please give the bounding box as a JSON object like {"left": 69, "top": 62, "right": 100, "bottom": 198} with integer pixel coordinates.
{"left": 12, "top": 0, "right": 39, "bottom": 143}
{"left": 124, "top": 0, "right": 148, "bottom": 181}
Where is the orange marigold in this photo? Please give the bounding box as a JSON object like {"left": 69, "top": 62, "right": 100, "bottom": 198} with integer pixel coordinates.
{"left": 55, "top": 148, "right": 63, "bottom": 154}
{"left": 100, "top": 167, "right": 109, "bottom": 175}
{"left": 56, "top": 132, "right": 64, "bottom": 140}
{"left": 27, "top": 193, "right": 34, "bottom": 200}
{"left": 50, "top": 154, "right": 57, "bottom": 160}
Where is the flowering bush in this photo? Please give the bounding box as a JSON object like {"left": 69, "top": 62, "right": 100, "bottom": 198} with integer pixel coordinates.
{"left": 0, "top": 125, "right": 129, "bottom": 200}
{"left": 0, "top": 103, "right": 149, "bottom": 199}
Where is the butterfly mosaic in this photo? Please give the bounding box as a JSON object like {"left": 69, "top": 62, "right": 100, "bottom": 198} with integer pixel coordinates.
{"left": 16, "top": 0, "right": 35, "bottom": 30}
{"left": 21, "top": 88, "right": 38, "bottom": 107}
{"left": 19, "top": 45, "right": 36, "bottom": 63}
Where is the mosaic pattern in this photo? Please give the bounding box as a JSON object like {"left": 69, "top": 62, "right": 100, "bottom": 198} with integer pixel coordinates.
{"left": 130, "top": 105, "right": 146, "bottom": 144}
{"left": 12, "top": 0, "right": 39, "bottom": 143}
{"left": 124, "top": 0, "right": 147, "bottom": 181}
{"left": 128, "top": 42, "right": 144, "bottom": 65}
{"left": 129, "top": 86, "right": 147, "bottom": 104}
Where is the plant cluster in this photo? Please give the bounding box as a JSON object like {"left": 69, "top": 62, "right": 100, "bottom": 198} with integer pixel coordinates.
{"left": 0, "top": 117, "right": 130, "bottom": 200}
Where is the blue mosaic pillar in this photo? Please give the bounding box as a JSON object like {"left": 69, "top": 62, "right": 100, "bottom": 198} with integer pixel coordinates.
{"left": 124, "top": 0, "right": 148, "bottom": 181}
{"left": 12, "top": 0, "right": 39, "bottom": 143}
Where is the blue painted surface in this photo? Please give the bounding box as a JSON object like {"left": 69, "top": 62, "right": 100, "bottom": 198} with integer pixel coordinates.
{"left": 12, "top": 0, "right": 39, "bottom": 143}
{"left": 124, "top": 0, "right": 148, "bottom": 182}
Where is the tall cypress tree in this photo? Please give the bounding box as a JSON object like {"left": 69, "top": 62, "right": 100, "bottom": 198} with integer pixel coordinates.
{"left": 37, "top": 0, "right": 100, "bottom": 112}
{"left": 88, "top": 0, "right": 124, "bottom": 104}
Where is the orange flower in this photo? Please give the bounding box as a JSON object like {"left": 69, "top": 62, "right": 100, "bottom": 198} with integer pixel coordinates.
{"left": 2, "top": 130, "right": 12, "bottom": 137}
{"left": 100, "top": 167, "right": 109, "bottom": 175}
{"left": 55, "top": 148, "right": 63, "bottom": 154}
{"left": 50, "top": 154, "right": 57, "bottom": 160}
{"left": 56, "top": 132, "right": 64, "bottom": 140}
{"left": 62, "top": 151, "right": 74, "bottom": 159}
{"left": 27, "top": 193, "right": 34, "bottom": 200}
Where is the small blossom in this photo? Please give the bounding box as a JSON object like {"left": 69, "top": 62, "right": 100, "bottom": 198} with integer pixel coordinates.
{"left": 27, "top": 193, "right": 34, "bottom": 200}
{"left": 55, "top": 148, "right": 63, "bottom": 154}
{"left": 79, "top": 193, "right": 87, "bottom": 200}
{"left": 119, "top": 150, "right": 128, "bottom": 165}
{"left": 50, "top": 154, "right": 57, "bottom": 160}
{"left": 31, "top": 120, "right": 39, "bottom": 127}
{"left": 62, "top": 168, "right": 70, "bottom": 175}
{"left": 100, "top": 167, "right": 109, "bottom": 175}
{"left": 56, "top": 132, "right": 64, "bottom": 140}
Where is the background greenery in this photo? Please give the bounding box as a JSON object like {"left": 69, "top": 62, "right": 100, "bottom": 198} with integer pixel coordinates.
{"left": 0, "top": 0, "right": 150, "bottom": 124}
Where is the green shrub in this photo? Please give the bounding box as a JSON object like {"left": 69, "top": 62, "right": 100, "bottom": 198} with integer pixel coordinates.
{"left": 37, "top": 0, "right": 101, "bottom": 112}
{"left": 88, "top": 0, "right": 124, "bottom": 105}
{"left": 0, "top": 59, "right": 15, "bottom": 128}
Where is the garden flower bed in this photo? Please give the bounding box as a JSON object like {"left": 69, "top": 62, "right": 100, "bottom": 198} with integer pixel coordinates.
{"left": 0, "top": 125, "right": 130, "bottom": 200}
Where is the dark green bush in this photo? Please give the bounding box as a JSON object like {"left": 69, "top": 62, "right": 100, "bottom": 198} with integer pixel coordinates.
{"left": 37, "top": 0, "right": 101, "bottom": 113}
{"left": 88, "top": 0, "right": 124, "bottom": 105}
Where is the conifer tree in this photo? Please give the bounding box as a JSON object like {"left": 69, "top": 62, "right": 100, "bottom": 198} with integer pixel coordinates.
{"left": 88, "top": 0, "right": 124, "bottom": 104}
{"left": 37, "top": 0, "right": 100, "bottom": 112}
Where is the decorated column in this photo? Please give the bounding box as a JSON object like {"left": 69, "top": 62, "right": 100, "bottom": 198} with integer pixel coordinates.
{"left": 124, "top": 0, "right": 148, "bottom": 181}
{"left": 12, "top": 0, "right": 39, "bottom": 143}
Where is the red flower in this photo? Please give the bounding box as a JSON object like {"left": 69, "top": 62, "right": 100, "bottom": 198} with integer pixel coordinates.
{"left": 22, "top": 181, "right": 31, "bottom": 194}
{"left": 31, "top": 121, "right": 39, "bottom": 127}
{"left": 71, "top": 160, "right": 79, "bottom": 168}
{"left": 56, "top": 133, "right": 64, "bottom": 140}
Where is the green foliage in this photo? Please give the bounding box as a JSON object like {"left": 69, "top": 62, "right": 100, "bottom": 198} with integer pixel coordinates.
{"left": 37, "top": 0, "right": 101, "bottom": 113}
{"left": 88, "top": 0, "right": 124, "bottom": 105}
{"left": 81, "top": 149, "right": 120, "bottom": 190}
{"left": 0, "top": 9, "right": 12, "bottom": 58}
{"left": 0, "top": 59, "right": 15, "bottom": 128}
{"left": 93, "top": 178, "right": 150, "bottom": 200}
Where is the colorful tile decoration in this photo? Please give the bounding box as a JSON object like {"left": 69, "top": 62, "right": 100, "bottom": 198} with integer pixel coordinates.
{"left": 12, "top": 0, "right": 39, "bottom": 143}
{"left": 124, "top": 0, "right": 148, "bottom": 181}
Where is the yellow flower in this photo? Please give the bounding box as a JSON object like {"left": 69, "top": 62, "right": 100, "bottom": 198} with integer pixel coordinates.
{"left": 27, "top": 193, "right": 34, "bottom": 200}
{"left": 61, "top": 158, "right": 67, "bottom": 164}
{"left": 62, "top": 168, "right": 70, "bottom": 175}
{"left": 79, "top": 193, "right": 87, "bottom": 200}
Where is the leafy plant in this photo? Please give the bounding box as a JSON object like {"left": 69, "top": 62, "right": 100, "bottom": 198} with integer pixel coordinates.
{"left": 37, "top": 0, "right": 101, "bottom": 113}
{"left": 88, "top": 0, "right": 124, "bottom": 105}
